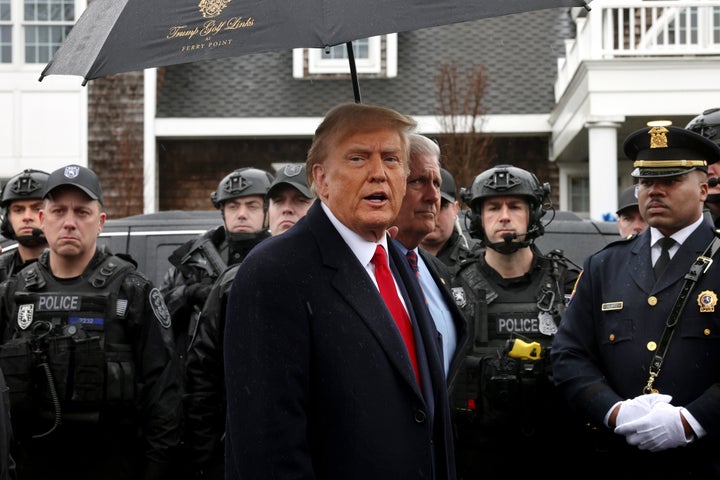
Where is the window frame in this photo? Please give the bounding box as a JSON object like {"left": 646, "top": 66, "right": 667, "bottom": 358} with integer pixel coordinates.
{"left": 0, "top": 0, "right": 81, "bottom": 67}
{"left": 293, "top": 33, "right": 397, "bottom": 78}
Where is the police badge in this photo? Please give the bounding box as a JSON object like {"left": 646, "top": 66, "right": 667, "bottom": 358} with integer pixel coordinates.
{"left": 538, "top": 311, "right": 558, "bottom": 335}
{"left": 18, "top": 304, "right": 34, "bottom": 330}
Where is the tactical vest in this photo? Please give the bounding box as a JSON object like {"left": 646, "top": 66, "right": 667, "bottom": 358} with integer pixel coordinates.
{"left": 0, "top": 255, "right": 136, "bottom": 427}
{"left": 454, "top": 255, "right": 570, "bottom": 431}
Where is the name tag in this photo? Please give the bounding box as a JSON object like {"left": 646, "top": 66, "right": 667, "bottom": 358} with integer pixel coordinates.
{"left": 37, "top": 295, "right": 81, "bottom": 311}
{"left": 69, "top": 317, "right": 104, "bottom": 326}
{"left": 601, "top": 302, "right": 623, "bottom": 311}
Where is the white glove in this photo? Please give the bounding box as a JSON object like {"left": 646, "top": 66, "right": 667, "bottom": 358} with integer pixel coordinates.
{"left": 614, "top": 402, "right": 691, "bottom": 452}
{"left": 615, "top": 393, "right": 672, "bottom": 427}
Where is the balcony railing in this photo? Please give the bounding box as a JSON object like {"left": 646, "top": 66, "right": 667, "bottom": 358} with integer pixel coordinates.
{"left": 556, "top": 0, "right": 720, "bottom": 99}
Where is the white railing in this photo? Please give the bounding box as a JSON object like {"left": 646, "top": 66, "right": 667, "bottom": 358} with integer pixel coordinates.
{"left": 556, "top": 0, "right": 720, "bottom": 99}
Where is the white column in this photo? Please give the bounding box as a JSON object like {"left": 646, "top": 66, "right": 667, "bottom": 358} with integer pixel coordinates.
{"left": 586, "top": 121, "right": 620, "bottom": 221}
{"left": 143, "top": 68, "right": 157, "bottom": 213}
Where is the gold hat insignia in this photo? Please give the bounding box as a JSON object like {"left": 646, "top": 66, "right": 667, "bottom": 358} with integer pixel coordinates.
{"left": 647, "top": 120, "right": 672, "bottom": 149}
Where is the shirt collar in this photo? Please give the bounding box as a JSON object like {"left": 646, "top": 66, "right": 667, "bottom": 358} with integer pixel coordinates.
{"left": 649, "top": 215, "right": 704, "bottom": 247}
{"left": 321, "top": 202, "right": 388, "bottom": 267}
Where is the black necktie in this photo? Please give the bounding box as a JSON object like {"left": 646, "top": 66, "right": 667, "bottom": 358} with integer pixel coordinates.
{"left": 654, "top": 237, "right": 675, "bottom": 279}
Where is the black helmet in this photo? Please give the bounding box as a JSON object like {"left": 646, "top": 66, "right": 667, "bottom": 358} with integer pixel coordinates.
{"left": 461, "top": 164, "right": 550, "bottom": 252}
{"left": 686, "top": 108, "right": 720, "bottom": 144}
{"left": 1, "top": 169, "right": 49, "bottom": 208}
{"left": 211, "top": 167, "right": 275, "bottom": 209}
{"left": 1, "top": 169, "right": 50, "bottom": 242}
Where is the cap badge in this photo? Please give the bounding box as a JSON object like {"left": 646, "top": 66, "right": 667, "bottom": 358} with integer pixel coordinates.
{"left": 64, "top": 165, "right": 80, "bottom": 179}
{"left": 697, "top": 290, "right": 718, "bottom": 313}
{"left": 647, "top": 120, "right": 672, "bottom": 149}
{"left": 283, "top": 164, "right": 303, "bottom": 178}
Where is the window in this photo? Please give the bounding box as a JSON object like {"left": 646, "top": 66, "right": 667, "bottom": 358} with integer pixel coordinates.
{"left": 24, "top": 0, "right": 74, "bottom": 63}
{"left": 293, "top": 33, "right": 397, "bottom": 78}
{"left": 0, "top": 0, "right": 10, "bottom": 63}
{"left": 569, "top": 176, "right": 589, "bottom": 215}
{"left": 0, "top": 0, "right": 76, "bottom": 65}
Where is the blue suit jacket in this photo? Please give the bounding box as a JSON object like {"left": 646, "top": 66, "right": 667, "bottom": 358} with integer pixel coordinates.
{"left": 551, "top": 221, "right": 720, "bottom": 474}
{"left": 224, "top": 200, "right": 456, "bottom": 480}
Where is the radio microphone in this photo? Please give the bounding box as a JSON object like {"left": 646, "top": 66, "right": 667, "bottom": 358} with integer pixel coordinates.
{"left": 501, "top": 233, "right": 517, "bottom": 244}
{"left": 32, "top": 228, "right": 44, "bottom": 239}
{"left": 709, "top": 177, "right": 719, "bottom": 188}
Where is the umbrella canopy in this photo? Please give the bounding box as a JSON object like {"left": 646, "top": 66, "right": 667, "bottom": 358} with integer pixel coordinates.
{"left": 41, "top": 0, "right": 589, "bottom": 99}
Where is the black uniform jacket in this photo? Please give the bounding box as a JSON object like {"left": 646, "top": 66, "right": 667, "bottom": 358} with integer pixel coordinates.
{"left": 224, "top": 200, "right": 456, "bottom": 480}
{"left": 551, "top": 222, "right": 720, "bottom": 474}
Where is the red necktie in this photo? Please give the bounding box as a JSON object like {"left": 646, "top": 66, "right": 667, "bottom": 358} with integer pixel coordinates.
{"left": 406, "top": 249, "right": 428, "bottom": 305}
{"left": 372, "top": 245, "right": 421, "bottom": 386}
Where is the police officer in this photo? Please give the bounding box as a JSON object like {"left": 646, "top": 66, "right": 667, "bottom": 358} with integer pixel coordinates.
{"left": 0, "top": 366, "right": 15, "bottom": 480}
{"left": 453, "top": 164, "right": 582, "bottom": 479}
{"left": 0, "top": 164, "right": 183, "bottom": 479}
{"left": 0, "top": 169, "right": 50, "bottom": 282}
{"left": 183, "top": 163, "right": 312, "bottom": 478}
{"left": 616, "top": 184, "right": 648, "bottom": 238}
{"left": 686, "top": 107, "right": 720, "bottom": 227}
{"left": 420, "top": 167, "right": 481, "bottom": 275}
{"left": 160, "top": 167, "right": 274, "bottom": 361}
{"left": 551, "top": 123, "right": 720, "bottom": 478}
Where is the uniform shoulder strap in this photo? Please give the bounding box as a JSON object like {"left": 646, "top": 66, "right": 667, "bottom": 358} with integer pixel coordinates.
{"left": 88, "top": 255, "right": 136, "bottom": 289}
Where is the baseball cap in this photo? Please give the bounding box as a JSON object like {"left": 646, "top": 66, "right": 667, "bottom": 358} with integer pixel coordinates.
{"left": 616, "top": 185, "right": 639, "bottom": 215}
{"left": 267, "top": 163, "right": 313, "bottom": 199}
{"left": 625, "top": 122, "right": 720, "bottom": 178}
{"left": 440, "top": 168, "right": 457, "bottom": 203}
{"left": 45, "top": 164, "right": 104, "bottom": 205}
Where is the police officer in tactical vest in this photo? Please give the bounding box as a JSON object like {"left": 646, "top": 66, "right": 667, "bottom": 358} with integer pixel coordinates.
{"left": 686, "top": 108, "right": 720, "bottom": 228}
{"left": 0, "top": 165, "right": 183, "bottom": 480}
{"left": 453, "top": 164, "right": 583, "bottom": 479}
{"left": 183, "top": 163, "right": 313, "bottom": 479}
{"left": 0, "top": 169, "right": 50, "bottom": 282}
{"left": 160, "top": 167, "right": 274, "bottom": 363}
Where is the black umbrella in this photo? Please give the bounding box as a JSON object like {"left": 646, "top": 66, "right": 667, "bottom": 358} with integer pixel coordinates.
{"left": 40, "top": 0, "right": 590, "bottom": 102}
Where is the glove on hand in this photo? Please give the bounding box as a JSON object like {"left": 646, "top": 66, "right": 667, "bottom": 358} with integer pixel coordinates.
{"left": 187, "top": 283, "right": 212, "bottom": 303}
{"left": 615, "top": 393, "right": 673, "bottom": 427}
{"left": 615, "top": 402, "right": 691, "bottom": 452}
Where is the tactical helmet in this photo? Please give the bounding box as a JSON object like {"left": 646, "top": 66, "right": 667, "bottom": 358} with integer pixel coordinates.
{"left": 211, "top": 167, "right": 275, "bottom": 209}
{"left": 686, "top": 108, "right": 720, "bottom": 144}
{"left": 461, "top": 164, "right": 550, "bottom": 252}
{"left": 1, "top": 169, "right": 49, "bottom": 208}
{"left": 1, "top": 169, "right": 50, "bottom": 240}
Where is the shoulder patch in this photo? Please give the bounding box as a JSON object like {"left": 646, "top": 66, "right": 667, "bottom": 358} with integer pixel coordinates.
{"left": 149, "top": 288, "right": 172, "bottom": 329}
{"left": 451, "top": 287, "right": 467, "bottom": 308}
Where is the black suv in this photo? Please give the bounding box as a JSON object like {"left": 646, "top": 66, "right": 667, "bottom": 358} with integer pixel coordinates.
{"left": 0, "top": 209, "right": 619, "bottom": 283}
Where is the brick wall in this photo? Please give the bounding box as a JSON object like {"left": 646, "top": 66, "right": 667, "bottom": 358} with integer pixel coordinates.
{"left": 87, "top": 72, "right": 145, "bottom": 219}
{"left": 158, "top": 138, "right": 313, "bottom": 211}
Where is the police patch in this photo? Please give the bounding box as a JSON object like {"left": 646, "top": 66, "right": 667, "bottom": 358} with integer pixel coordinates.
{"left": 149, "top": 288, "right": 171, "bottom": 329}
{"left": 451, "top": 287, "right": 467, "bottom": 308}
{"left": 283, "top": 163, "right": 303, "bottom": 177}
{"left": 18, "top": 304, "right": 34, "bottom": 330}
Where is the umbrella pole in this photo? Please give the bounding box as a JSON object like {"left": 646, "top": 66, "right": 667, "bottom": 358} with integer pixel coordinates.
{"left": 346, "top": 42, "right": 362, "bottom": 104}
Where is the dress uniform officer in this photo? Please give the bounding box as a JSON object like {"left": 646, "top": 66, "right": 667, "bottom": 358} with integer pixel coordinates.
{"left": 551, "top": 122, "right": 720, "bottom": 479}
{"left": 0, "top": 165, "right": 183, "bottom": 480}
